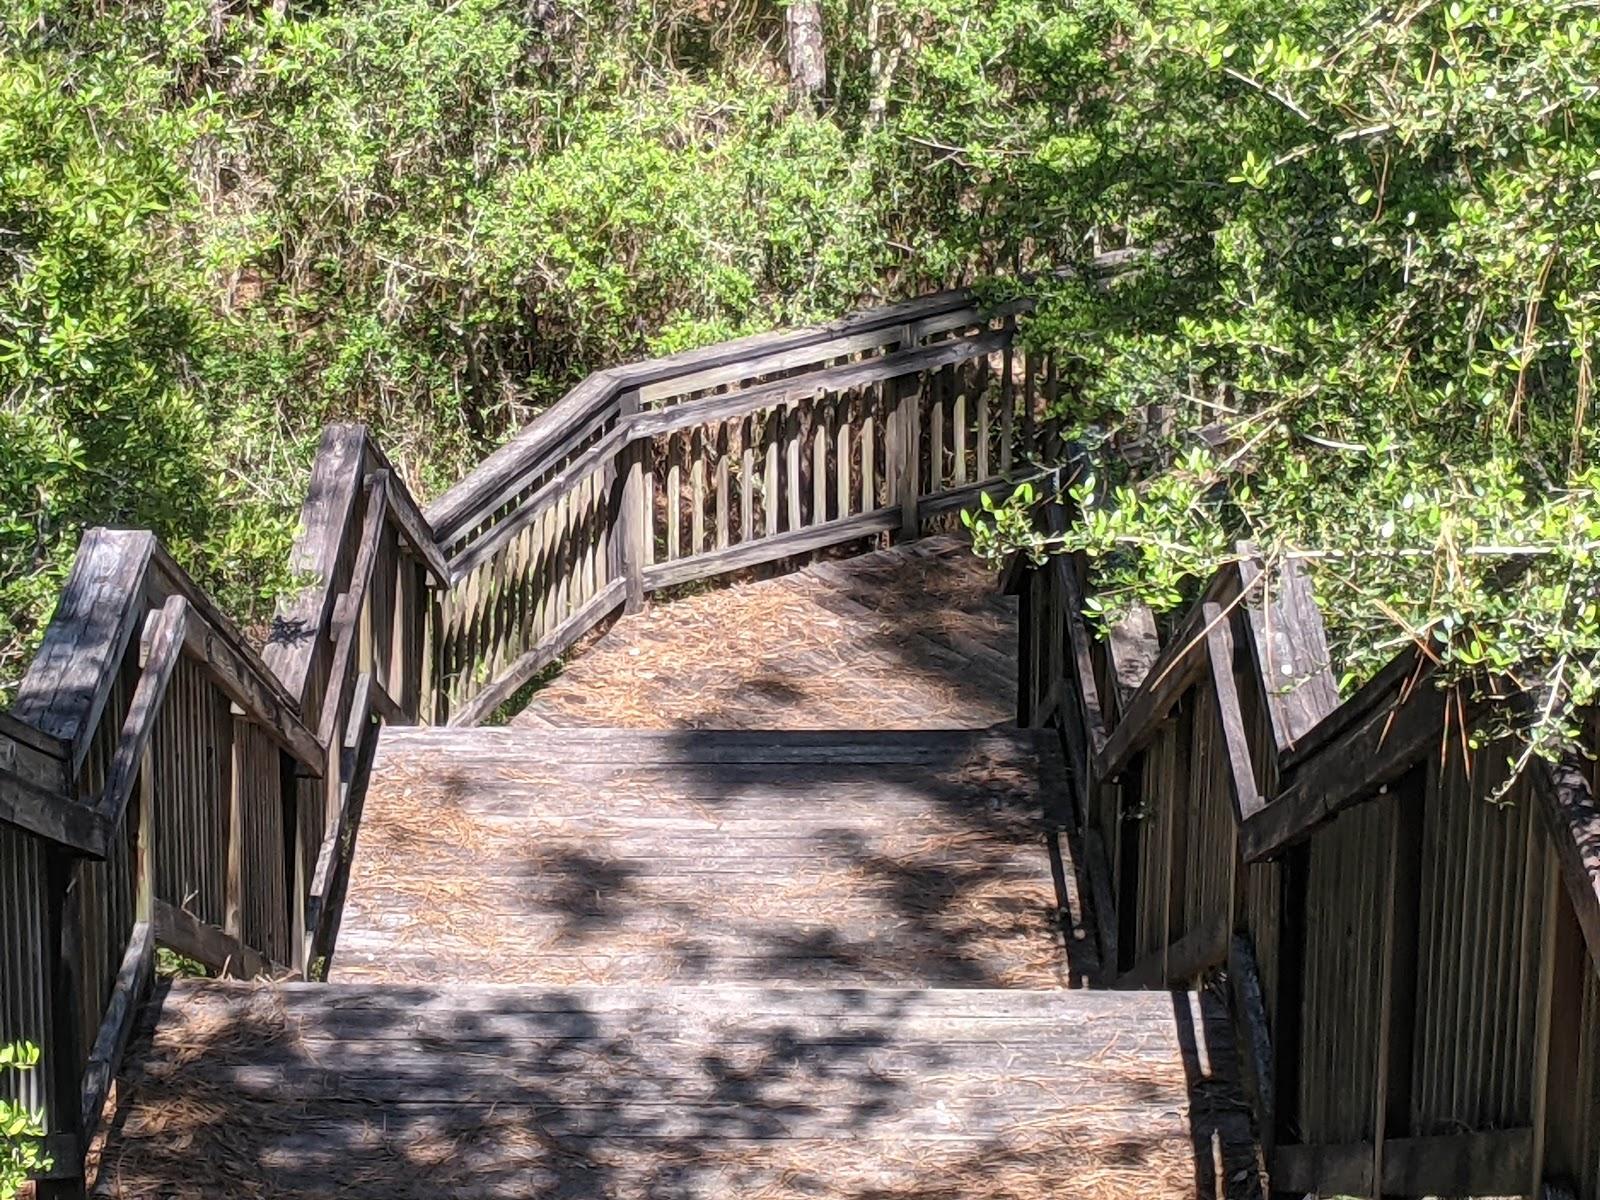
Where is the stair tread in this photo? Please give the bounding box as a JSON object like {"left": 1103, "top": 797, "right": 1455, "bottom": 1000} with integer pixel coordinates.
{"left": 327, "top": 726, "right": 1094, "bottom": 989}
{"left": 97, "top": 979, "right": 1253, "bottom": 1199}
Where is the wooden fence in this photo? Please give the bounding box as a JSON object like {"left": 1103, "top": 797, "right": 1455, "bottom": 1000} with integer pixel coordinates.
{"left": 1016, "top": 481, "right": 1600, "bottom": 1199}
{"left": 424, "top": 286, "right": 1063, "bottom": 724}
{"left": 0, "top": 287, "right": 1061, "bottom": 1196}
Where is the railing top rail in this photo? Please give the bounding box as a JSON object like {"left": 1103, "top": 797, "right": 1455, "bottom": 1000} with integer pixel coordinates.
{"left": 425, "top": 286, "right": 993, "bottom": 542}
{"left": 2, "top": 524, "right": 325, "bottom": 857}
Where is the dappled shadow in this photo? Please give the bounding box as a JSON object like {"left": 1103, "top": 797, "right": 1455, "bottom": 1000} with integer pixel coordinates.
{"left": 120, "top": 530, "right": 1269, "bottom": 1199}
{"left": 92, "top": 978, "right": 1222, "bottom": 1199}
{"left": 327, "top": 729, "right": 1097, "bottom": 988}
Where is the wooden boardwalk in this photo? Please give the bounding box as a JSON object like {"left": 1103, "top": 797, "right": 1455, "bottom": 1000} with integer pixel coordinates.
{"left": 95, "top": 983, "right": 1250, "bottom": 1199}
{"left": 332, "top": 727, "right": 1098, "bottom": 987}
{"left": 515, "top": 536, "right": 1017, "bottom": 730}
{"left": 91, "top": 542, "right": 1260, "bottom": 1199}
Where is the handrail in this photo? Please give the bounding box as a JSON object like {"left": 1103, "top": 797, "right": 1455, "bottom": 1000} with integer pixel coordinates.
{"left": 425, "top": 286, "right": 1000, "bottom": 546}
{"left": 1017, "top": 477, "right": 1600, "bottom": 1200}
{"left": 425, "top": 287, "right": 1059, "bottom": 726}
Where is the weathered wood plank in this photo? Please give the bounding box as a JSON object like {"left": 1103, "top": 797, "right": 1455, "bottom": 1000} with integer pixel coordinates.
{"left": 1271, "top": 1128, "right": 1533, "bottom": 1197}
{"left": 78, "top": 919, "right": 153, "bottom": 1144}
{"left": 14, "top": 527, "right": 155, "bottom": 773}
{"left": 264, "top": 424, "right": 367, "bottom": 708}
{"left": 1203, "top": 604, "right": 1265, "bottom": 821}
{"left": 153, "top": 897, "right": 284, "bottom": 981}
{"left": 89, "top": 597, "right": 188, "bottom": 856}
{"left": 315, "top": 474, "right": 390, "bottom": 753}
{"left": 1240, "top": 661, "right": 1459, "bottom": 861}
{"left": 0, "top": 717, "right": 98, "bottom": 850}
{"left": 1235, "top": 551, "right": 1339, "bottom": 753}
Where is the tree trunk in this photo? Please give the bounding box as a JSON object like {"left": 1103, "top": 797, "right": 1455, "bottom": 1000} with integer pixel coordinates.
{"left": 786, "top": 0, "right": 826, "bottom": 109}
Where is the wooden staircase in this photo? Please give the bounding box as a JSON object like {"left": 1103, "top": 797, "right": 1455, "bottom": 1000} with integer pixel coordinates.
{"left": 93, "top": 724, "right": 1258, "bottom": 1199}
{"left": 9, "top": 287, "right": 1600, "bottom": 1200}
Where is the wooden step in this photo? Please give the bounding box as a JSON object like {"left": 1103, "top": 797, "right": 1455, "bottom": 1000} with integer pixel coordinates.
{"left": 93, "top": 980, "right": 1258, "bottom": 1199}
{"left": 330, "top": 726, "right": 1100, "bottom": 987}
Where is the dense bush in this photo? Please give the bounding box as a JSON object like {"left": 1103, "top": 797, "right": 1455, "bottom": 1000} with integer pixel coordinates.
{"left": 959, "top": 0, "right": 1600, "bottom": 760}
{"left": 0, "top": 0, "right": 912, "bottom": 697}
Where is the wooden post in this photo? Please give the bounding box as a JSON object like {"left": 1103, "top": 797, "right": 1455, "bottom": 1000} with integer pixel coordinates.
{"left": 1016, "top": 569, "right": 1035, "bottom": 727}
{"left": 1528, "top": 833, "right": 1561, "bottom": 1197}
{"left": 224, "top": 713, "right": 246, "bottom": 946}
{"left": 896, "top": 325, "right": 921, "bottom": 538}
{"left": 38, "top": 850, "right": 87, "bottom": 1200}
{"left": 1000, "top": 320, "right": 1015, "bottom": 474}
{"left": 614, "top": 428, "right": 647, "bottom": 613}
{"left": 286, "top": 751, "right": 309, "bottom": 976}
{"left": 1272, "top": 841, "right": 1311, "bottom": 1152}
{"left": 1371, "top": 775, "right": 1424, "bottom": 1199}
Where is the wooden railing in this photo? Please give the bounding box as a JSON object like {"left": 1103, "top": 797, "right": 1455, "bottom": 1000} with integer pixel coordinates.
{"left": 424, "top": 286, "right": 1063, "bottom": 724}
{"left": 0, "top": 287, "right": 1060, "bottom": 1196}
{"left": 1017, "top": 477, "right": 1600, "bottom": 1199}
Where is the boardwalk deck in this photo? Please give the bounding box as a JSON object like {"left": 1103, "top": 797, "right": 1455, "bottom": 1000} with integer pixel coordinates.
{"left": 515, "top": 536, "right": 1016, "bottom": 730}
{"left": 331, "top": 726, "right": 1100, "bottom": 987}
{"left": 89, "top": 540, "right": 1262, "bottom": 1199}
{"left": 94, "top": 983, "right": 1253, "bottom": 1200}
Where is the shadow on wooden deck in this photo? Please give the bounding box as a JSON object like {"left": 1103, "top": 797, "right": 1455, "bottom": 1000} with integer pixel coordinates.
{"left": 92, "top": 979, "right": 1255, "bottom": 1199}
{"left": 331, "top": 729, "right": 1096, "bottom": 990}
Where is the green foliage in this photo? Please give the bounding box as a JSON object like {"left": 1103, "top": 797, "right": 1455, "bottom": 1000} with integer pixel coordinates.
{"left": 0, "top": 1042, "right": 49, "bottom": 1198}
{"left": 0, "top": 0, "right": 1594, "bottom": 772}
{"left": 0, "top": 0, "right": 928, "bottom": 692}
{"left": 957, "top": 0, "right": 1600, "bottom": 765}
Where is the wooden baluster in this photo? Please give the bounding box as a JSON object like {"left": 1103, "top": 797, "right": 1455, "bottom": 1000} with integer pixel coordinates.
{"left": 533, "top": 504, "right": 554, "bottom": 644}
{"left": 898, "top": 370, "right": 922, "bottom": 536}
{"left": 591, "top": 466, "right": 607, "bottom": 594}
{"left": 690, "top": 427, "right": 707, "bottom": 556}
{"left": 976, "top": 357, "right": 991, "bottom": 481}
{"left": 811, "top": 395, "right": 828, "bottom": 525}
{"left": 950, "top": 362, "right": 967, "bottom": 487}
{"left": 643, "top": 440, "right": 657, "bottom": 568}
{"left": 513, "top": 526, "right": 537, "bottom": 663}
{"left": 567, "top": 486, "right": 584, "bottom": 615}
{"left": 836, "top": 393, "right": 852, "bottom": 519}
{"left": 616, "top": 396, "right": 648, "bottom": 613}
{"left": 224, "top": 715, "right": 245, "bottom": 953}
{"left": 1022, "top": 349, "right": 1037, "bottom": 460}
{"left": 860, "top": 389, "right": 876, "bottom": 513}
{"left": 885, "top": 379, "right": 900, "bottom": 506}
{"left": 739, "top": 417, "right": 755, "bottom": 545}
{"left": 715, "top": 424, "right": 731, "bottom": 551}
{"left": 38, "top": 849, "right": 86, "bottom": 1200}
{"left": 785, "top": 403, "right": 802, "bottom": 533}
{"left": 287, "top": 750, "right": 307, "bottom": 976}
{"left": 1045, "top": 351, "right": 1062, "bottom": 461}
{"left": 666, "top": 434, "right": 682, "bottom": 562}
{"left": 580, "top": 470, "right": 596, "bottom": 604}
{"left": 763, "top": 410, "right": 780, "bottom": 538}
{"left": 929, "top": 368, "right": 946, "bottom": 494}
{"left": 1001, "top": 322, "right": 1015, "bottom": 474}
